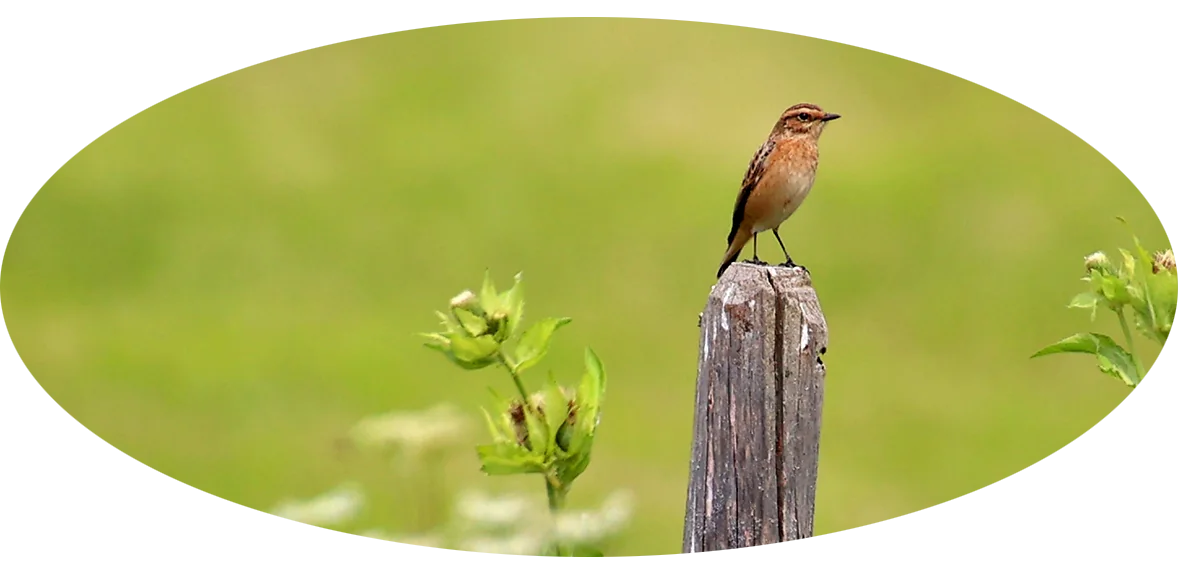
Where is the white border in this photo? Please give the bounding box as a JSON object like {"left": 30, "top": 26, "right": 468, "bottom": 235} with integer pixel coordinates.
{"left": 1, "top": 1, "right": 1177, "bottom": 575}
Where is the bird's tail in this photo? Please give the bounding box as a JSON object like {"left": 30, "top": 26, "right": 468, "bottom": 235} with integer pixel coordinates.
{"left": 716, "top": 228, "right": 751, "bottom": 279}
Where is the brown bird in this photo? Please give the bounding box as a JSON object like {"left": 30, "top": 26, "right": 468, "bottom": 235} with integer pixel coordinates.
{"left": 717, "top": 103, "right": 840, "bottom": 278}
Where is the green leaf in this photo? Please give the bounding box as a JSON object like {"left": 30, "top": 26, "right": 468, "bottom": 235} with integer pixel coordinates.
{"left": 1129, "top": 287, "right": 1159, "bottom": 343}
{"left": 471, "top": 271, "right": 520, "bottom": 342}
{"left": 480, "top": 407, "right": 509, "bottom": 444}
{"left": 476, "top": 443, "right": 548, "bottom": 475}
{"left": 1031, "top": 332, "right": 1097, "bottom": 356}
{"left": 1131, "top": 235, "right": 1155, "bottom": 270}
{"left": 555, "top": 420, "right": 574, "bottom": 453}
{"left": 543, "top": 373, "right": 575, "bottom": 453}
{"left": 555, "top": 348, "right": 606, "bottom": 486}
{"left": 420, "top": 332, "right": 450, "bottom": 349}
{"left": 452, "top": 307, "right": 488, "bottom": 337}
{"left": 1148, "top": 269, "right": 1176, "bottom": 340}
{"left": 578, "top": 348, "right": 605, "bottom": 424}
{"left": 1137, "top": 256, "right": 1176, "bottom": 344}
{"left": 435, "top": 310, "right": 460, "bottom": 333}
{"left": 1068, "top": 292, "right": 1098, "bottom": 309}
{"left": 502, "top": 272, "right": 526, "bottom": 338}
{"left": 1068, "top": 291, "right": 1099, "bottom": 321}
{"left": 1117, "top": 234, "right": 1170, "bottom": 343}
{"left": 479, "top": 270, "right": 500, "bottom": 316}
{"left": 540, "top": 385, "right": 572, "bottom": 456}
{"left": 1119, "top": 248, "right": 1137, "bottom": 279}
{"left": 1032, "top": 332, "right": 1140, "bottom": 387}
{"left": 556, "top": 451, "right": 592, "bottom": 488}
{"left": 522, "top": 400, "right": 550, "bottom": 455}
{"left": 541, "top": 383, "right": 571, "bottom": 452}
{"left": 448, "top": 357, "right": 498, "bottom": 371}
{"left": 1095, "top": 354, "right": 1137, "bottom": 388}
{"left": 1098, "top": 273, "right": 1130, "bottom": 307}
{"left": 512, "top": 317, "right": 572, "bottom": 373}
{"left": 448, "top": 333, "right": 500, "bottom": 369}
{"left": 1084, "top": 271, "right": 1113, "bottom": 313}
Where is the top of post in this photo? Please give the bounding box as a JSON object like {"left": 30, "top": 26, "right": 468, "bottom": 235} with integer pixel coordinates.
{"left": 715, "top": 262, "right": 814, "bottom": 293}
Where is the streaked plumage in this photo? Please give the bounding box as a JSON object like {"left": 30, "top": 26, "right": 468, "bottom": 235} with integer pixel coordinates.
{"left": 718, "top": 103, "right": 839, "bottom": 278}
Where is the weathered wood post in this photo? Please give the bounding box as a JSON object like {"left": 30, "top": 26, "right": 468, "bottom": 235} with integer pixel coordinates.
{"left": 683, "top": 262, "right": 829, "bottom": 552}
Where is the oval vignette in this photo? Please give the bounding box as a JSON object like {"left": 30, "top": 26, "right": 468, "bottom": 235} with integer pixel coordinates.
{"left": 1, "top": 18, "right": 1171, "bottom": 556}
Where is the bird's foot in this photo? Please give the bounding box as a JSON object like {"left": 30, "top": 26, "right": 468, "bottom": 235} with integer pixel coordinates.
{"left": 779, "top": 259, "right": 808, "bottom": 273}
{"left": 745, "top": 257, "right": 769, "bottom": 266}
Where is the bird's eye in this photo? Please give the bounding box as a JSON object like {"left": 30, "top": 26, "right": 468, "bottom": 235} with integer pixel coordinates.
{"left": 796, "top": 113, "right": 810, "bottom": 122}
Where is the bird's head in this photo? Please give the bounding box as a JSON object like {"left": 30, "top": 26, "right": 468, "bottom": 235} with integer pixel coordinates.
{"left": 777, "top": 103, "right": 840, "bottom": 139}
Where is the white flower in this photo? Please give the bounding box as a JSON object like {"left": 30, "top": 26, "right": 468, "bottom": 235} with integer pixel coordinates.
{"left": 350, "top": 404, "right": 471, "bottom": 455}
{"left": 553, "top": 510, "right": 600, "bottom": 544}
{"left": 272, "top": 483, "right": 364, "bottom": 527}
{"left": 459, "top": 532, "right": 546, "bottom": 556}
{"left": 599, "top": 490, "right": 636, "bottom": 530}
{"left": 449, "top": 290, "right": 478, "bottom": 309}
{"left": 553, "top": 490, "right": 635, "bottom": 545}
{"left": 455, "top": 489, "right": 542, "bottom": 529}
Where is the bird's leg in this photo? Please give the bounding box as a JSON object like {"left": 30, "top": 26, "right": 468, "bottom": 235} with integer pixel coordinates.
{"left": 773, "top": 228, "right": 803, "bottom": 270}
{"left": 748, "top": 233, "right": 767, "bottom": 266}
{"left": 772, "top": 228, "right": 792, "bottom": 266}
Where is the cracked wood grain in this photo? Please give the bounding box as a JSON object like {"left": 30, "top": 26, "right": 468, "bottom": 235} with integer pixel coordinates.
{"left": 683, "top": 262, "right": 828, "bottom": 552}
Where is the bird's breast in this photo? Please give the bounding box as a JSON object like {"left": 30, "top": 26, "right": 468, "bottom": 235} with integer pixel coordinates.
{"left": 748, "top": 162, "right": 816, "bottom": 232}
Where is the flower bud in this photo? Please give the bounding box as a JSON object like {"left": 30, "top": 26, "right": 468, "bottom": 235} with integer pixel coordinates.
{"left": 489, "top": 310, "right": 511, "bottom": 342}
{"left": 528, "top": 392, "right": 546, "bottom": 416}
{"left": 508, "top": 401, "right": 530, "bottom": 450}
{"left": 1084, "top": 251, "right": 1112, "bottom": 274}
{"left": 555, "top": 399, "right": 577, "bottom": 452}
{"left": 1153, "top": 249, "right": 1176, "bottom": 274}
{"left": 450, "top": 290, "right": 479, "bottom": 311}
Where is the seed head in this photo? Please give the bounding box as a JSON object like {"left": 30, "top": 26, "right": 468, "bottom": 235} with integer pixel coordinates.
{"left": 1084, "top": 251, "right": 1111, "bottom": 273}
{"left": 1153, "top": 249, "right": 1175, "bottom": 274}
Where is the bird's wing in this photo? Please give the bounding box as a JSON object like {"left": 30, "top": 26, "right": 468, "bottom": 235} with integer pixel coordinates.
{"left": 727, "top": 139, "right": 776, "bottom": 245}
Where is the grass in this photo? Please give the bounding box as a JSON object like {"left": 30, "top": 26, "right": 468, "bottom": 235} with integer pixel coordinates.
{"left": 0, "top": 18, "right": 1168, "bottom": 555}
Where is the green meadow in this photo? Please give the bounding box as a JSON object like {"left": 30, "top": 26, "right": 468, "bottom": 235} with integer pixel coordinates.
{"left": 1, "top": 19, "right": 1168, "bottom": 555}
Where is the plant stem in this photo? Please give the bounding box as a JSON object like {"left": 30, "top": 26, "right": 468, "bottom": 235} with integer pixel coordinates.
{"left": 545, "top": 476, "right": 565, "bottom": 512}
{"left": 498, "top": 352, "right": 529, "bottom": 402}
{"left": 545, "top": 476, "right": 567, "bottom": 556}
{"left": 497, "top": 351, "right": 569, "bottom": 553}
{"left": 1116, "top": 308, "right": 1144, "bottom": 382}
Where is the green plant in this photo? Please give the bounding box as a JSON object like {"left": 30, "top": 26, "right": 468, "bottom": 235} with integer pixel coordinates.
{"left": 1033, "top": 228, "right": 1176, "bottom": 388}
{"left": 347, "top": 404, "right": 472, "bottom": 531}
{"left": 421, "top": 272, "right": 607, "bottom": 556}
{"left": 272, "top": 404, "right": 634, "bottom": 556}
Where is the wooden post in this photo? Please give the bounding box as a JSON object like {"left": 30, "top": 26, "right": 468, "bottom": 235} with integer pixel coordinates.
{"left": 683, "top": 262, "right": 829, "bottom": 552}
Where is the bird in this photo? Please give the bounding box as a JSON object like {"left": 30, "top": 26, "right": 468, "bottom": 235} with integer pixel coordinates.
{"left": 717, "top": 103, "right": 840, "bottom": 279}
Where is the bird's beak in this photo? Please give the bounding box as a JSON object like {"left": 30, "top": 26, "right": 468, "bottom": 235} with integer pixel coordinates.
{"left": 821, "top": 113, "right": 841, "bottom": 121}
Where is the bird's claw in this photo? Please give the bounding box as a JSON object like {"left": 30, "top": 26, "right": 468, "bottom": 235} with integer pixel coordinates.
{"left": 779, "top": 260, "right": 808, "bottom": 273}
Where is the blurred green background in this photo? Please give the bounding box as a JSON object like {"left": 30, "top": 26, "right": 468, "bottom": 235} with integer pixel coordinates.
{"left": 1, "top": 19, "right": 1169, "bottom": 555}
